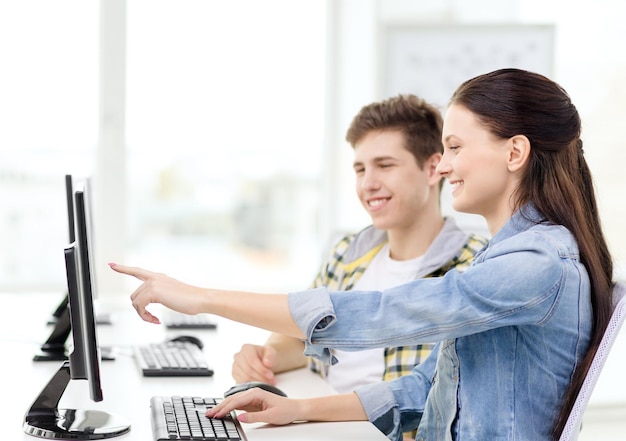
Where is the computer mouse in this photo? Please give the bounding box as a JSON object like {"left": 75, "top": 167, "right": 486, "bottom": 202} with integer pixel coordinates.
{"left": 224, "top": 381, "right": 287, "bottom": 398}
{"left": 167, "top": 335, "right": 204, "bottom": 349}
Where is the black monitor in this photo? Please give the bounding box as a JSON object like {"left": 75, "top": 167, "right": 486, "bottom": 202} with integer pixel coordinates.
{"left": 48, "top": 174, "right": 76, "bottom": 318}
{"left": 34, "top": 175, "right": 76, "bottom": 361}
{"left": 23, "top": 188, "right": 130, "bottom": 439}
{"left": 66, "top": 174, "right": 77, "bottom": 243}
{"left": 35, "top": 176, "right": 112, "bottom": 362}
{"left": 49, "top": 174, "right": 76, "bottom": 321}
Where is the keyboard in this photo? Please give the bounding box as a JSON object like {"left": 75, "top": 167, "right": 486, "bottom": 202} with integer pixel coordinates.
{"left": 163, "top": 311, "right": 218, "bottom": 330}
{"left": 151, "top": 396, "right": 247, "bottom": 441}
{"left": 134, "top": 341, "right": 214, "bottom": 377}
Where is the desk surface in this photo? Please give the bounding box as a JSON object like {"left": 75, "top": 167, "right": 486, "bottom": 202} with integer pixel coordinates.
{"left": 1, "top": 293, "right": 387, "bottom": 441}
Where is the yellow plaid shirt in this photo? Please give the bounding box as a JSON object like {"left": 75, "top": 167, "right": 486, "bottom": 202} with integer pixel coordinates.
{"left": 308, "top": 225, "right": 487, "bottom": 382}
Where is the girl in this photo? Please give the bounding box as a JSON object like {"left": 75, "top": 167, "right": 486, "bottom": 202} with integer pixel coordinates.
{"left": 111, "top": 68, "right": 614, "bottom": 440}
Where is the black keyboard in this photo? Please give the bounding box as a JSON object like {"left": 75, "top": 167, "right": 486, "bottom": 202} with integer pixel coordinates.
{"left": 151, "top": 396, "right": 247, "bottom": 441}
{"left": 163, "top": 311, "right": 218, "bottom": 330}
{"left": 134, "top": 341, "right": 214, "bottom": 377}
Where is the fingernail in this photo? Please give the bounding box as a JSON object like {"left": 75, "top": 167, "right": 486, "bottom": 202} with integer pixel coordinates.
{"left": 108, "top": 262, "right": 116, "bottom": 267}
{"left": 238, "top": 414, "right": 248, "bottom": 423}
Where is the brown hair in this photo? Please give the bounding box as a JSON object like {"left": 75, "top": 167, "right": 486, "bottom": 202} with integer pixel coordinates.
{"left": 450, "top": 68, "right": 614, "bottom": 439}
{"left": 345, "top": 94, "right": 443, "bottom": 169}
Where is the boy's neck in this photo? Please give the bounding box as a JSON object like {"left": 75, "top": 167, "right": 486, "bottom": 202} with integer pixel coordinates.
{"left": 387, "top": 214, "right": 445, "bottom": 261}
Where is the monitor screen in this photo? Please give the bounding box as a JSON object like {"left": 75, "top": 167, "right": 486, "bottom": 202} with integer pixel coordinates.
{"left": 23, "top": 186, "right": 130, "bottom": 439}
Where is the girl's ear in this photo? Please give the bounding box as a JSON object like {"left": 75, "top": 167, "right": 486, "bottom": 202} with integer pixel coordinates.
{"left": 508, "top": 135, "right": 531, "bottom": 172}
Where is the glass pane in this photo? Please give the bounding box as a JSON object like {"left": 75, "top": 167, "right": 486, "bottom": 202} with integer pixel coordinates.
{"left": 126, "top": 1, "right": 327, "bottom": 291}
{"left": 0, "top": 1, "right": 98, "bottom": 291}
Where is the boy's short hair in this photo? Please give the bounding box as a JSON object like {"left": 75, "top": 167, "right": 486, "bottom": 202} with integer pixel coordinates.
{"left": 346, "top": 94, "right": 443, "bottom": 169}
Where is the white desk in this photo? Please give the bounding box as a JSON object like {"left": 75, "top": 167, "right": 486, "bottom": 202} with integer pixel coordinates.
{"left": 1, "top": 293, "right": 387, "bottom": 440}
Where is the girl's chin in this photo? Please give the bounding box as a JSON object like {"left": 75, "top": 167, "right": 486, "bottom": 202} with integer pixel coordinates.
{"left": 452, "top": 199, "right": 472, "bottom": 214}
{"left": 452, "top": 202, "right": 481, "bottom": 217}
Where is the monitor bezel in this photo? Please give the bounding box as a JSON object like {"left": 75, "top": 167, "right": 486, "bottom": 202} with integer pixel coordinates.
{"left": 73, "top": 185, "right": 103, "bottom": 401}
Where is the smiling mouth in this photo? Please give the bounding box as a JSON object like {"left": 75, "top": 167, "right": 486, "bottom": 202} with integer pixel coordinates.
{"left": 450, "top": 181, "right": 463, "bottom": 193}
{"left": 368, "top": 198, "right": 390, "bottom": 208}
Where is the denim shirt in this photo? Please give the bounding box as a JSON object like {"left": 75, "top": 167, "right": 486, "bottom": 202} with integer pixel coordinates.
{"left": 288, "top": 204, "right": 592, "bottom": 441}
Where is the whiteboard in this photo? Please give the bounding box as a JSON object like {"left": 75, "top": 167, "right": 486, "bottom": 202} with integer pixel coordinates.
{"left": 381, "top": 24, "right": 555, "bottom": 237}
{"left": 382, "top": 24, "right": 555, "bottom": 109}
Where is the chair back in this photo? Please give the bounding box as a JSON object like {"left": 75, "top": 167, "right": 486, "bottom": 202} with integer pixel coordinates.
{"left": 559, "top": 282, "right": 626, "bottom": 441}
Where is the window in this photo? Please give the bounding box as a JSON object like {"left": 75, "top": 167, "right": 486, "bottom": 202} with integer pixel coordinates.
{"left": 125, "top": 1, "right": 327, "bottom": 291}
{"left": 0, "top": 1, "right": 98, "bottom": 291}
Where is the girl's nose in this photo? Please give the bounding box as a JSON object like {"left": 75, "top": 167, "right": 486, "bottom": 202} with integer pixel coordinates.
{"left": 436, "top": 154, "right": 451, "bottom": 177}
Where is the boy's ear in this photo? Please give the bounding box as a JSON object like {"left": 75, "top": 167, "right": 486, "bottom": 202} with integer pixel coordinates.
{"left": 508, "top": 135, "right": 531, "bottom": 172}
{"left": 426, "top": 153, "right": 443, "bottom": 183}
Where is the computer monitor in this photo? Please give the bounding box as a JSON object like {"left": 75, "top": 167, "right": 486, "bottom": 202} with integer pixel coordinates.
{"left": 49, "top": 174, "right": 76, "bottom": 318}
{"left": 23, "top": 189, "right": 130, "bottom": 439}
{"left": 74, "top": 177, "right": 108, "bottom": 319}
{"left": 49, "top": 174, "right": 76, "bottom": 321}
{"left": 34, "top": 175, "right": 77, "bottom": 361}
{"left": 66, "top": 174, "right": 77, "bottom": 242}
{"left": 35, "top": 176, "right": 112, "bottom": 362}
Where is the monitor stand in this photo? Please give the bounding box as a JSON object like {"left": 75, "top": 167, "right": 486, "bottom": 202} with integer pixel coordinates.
{"left": 23, "top": 361, "right": 130, "bottom": 439}
{"left": 34, "top": 308, "right": 115, "bottom": 362}
{"left": 46, "top": 295, "right": 69, "bottom": 325}
{"left": 48, "top": 295, "right": 113, "bottom": 326}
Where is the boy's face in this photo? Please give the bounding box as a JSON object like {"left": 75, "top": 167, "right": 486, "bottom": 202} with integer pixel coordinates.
{"left": 353, "top": 130, "right": 440, "bottom": 232}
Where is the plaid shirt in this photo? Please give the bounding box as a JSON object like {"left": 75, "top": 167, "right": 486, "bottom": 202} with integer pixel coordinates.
{"left": 308, "top": 221, "right": 487, "bottom": 382}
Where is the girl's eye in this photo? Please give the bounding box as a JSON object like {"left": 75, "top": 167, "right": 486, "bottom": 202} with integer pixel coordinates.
{"left": 448, "top": 145, "right": 460, "bottom": 151}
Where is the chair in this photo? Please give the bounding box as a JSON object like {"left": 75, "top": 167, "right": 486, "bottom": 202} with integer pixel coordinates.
{"left": 559, "top": 282, "right": 626, "bottom": 441}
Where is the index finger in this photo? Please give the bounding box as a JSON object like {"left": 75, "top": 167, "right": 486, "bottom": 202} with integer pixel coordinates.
{"left": 207, "top": 394, "right": 249, "bottom": 419}
{"left": 108, "top": 262, "right": 154, "bottom": 281}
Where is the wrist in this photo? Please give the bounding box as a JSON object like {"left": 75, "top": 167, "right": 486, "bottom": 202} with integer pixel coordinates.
{"left": 198, "top": 287, "right": 218, "bottom": 315}
{"left": 296, "top": 398, "right": 316, "bottom": 422}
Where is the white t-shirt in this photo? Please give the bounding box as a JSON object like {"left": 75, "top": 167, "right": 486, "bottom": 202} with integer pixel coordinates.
{"left": 326, "top": 243, "right": 424, "bottom": 393}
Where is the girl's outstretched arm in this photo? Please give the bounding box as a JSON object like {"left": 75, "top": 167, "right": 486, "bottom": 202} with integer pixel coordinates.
{"left": 109, "top": 263, "right": 304, "bottom": 339}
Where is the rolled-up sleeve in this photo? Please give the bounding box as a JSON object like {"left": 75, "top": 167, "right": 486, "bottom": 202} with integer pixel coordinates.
{"left": 354, "top": 347, "right": 436, "bottom": 440}
{"left": 288, "top": 287, "right": 337, "bottom": 364}
{"left": 355, "top": 382, "right": 400, "bottom": 440}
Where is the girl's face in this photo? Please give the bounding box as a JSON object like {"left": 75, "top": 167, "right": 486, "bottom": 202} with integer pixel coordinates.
{"left": 438, "top": 104, "right": 521, "bottom": 234}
